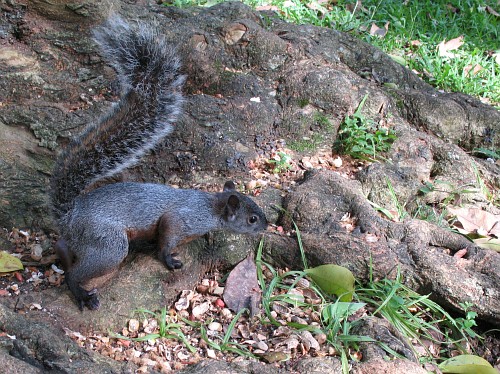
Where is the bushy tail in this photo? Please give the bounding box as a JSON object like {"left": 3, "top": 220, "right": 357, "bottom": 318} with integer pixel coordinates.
{"left": 50, "top": 16, "right": 185, "bottom": 220}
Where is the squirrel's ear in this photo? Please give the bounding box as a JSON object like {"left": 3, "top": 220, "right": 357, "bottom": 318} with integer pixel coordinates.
{"left": 226, "top": 194, "right": 240, "bottom": 219}
{"left": 223, "top": 181, "right": 236, "bottom": 192}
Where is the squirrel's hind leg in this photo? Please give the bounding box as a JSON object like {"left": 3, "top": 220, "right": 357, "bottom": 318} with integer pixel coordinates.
{"left": 157, "top": 214, "right": 183, "bottom": 270}
{"left": 65, "top": 231, "right": 129, "bottom": 310}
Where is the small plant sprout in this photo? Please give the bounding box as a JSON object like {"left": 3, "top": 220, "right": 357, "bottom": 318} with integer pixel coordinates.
{"left": 268, "top": 151, "right": 293, "bottom": 174}
{"left": 334, "top": 94, "right": 396, "bottom": 161}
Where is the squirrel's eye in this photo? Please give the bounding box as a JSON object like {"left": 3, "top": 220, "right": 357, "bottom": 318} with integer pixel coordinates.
{"left": 248, "top": 215, "right": 258, "bottom": 224}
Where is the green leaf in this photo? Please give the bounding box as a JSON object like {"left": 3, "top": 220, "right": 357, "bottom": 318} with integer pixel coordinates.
{"left": 0, "top": 251, "right": 23, "bottom": 273}
{"left": 335, "top": 302, "right": 365, "bottom": 318}
{"left": 383, "top": 82, "right": 399, "bottom": 89}
{"left": 473, "top": 237, "right": 500, "bottom": 252}
{"left": 321, "top": 302, "right": 366, "bottom": 325}
{"left": 304, "top": 264, "right": 355, "bottom": 302}
{"left": 389, "top": 54, "right": 406, "bottom": 66}
{"left": 439, "top": 355, "right": 498, "bottom": 374}
{"left": 472, "top": 148, "right": 500, "bottom": 160}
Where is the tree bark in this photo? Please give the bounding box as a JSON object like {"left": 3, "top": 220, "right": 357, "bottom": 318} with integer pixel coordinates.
{"left": 0, "top": 0, "right": 499, "bottom": 371}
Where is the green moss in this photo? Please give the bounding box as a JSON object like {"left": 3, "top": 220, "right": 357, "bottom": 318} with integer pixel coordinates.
{"left": 288, "top": 133, "right": 324, "bottom": 152}
{"left": 313, "top": 112, "right": 333, "bottom": 131}
{"left": 297, "top": 98, "right": 310, "bottom": 108}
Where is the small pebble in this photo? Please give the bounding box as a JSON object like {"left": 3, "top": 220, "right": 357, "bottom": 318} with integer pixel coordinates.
{"left": 128, "top": 319, "right": 140, "bottom": 333}
{"left": 208, "top": 321, "right": 222, "bottom": 331}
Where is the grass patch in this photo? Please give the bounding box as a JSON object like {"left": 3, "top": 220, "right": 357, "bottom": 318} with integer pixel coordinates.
{"left": 254, "top": 226, "right": 483, "bottom": 372}
{"left": 288, "top": 133, "right": 324, "bottom": 152}
{"left": 166, "top": 0, "right": 499, "bottom": 105}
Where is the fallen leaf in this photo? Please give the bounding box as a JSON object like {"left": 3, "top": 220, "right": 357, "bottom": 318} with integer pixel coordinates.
{"left": 439, "top": 354, "right": 498, "bottom": 373}
{"left": 369, "top": 22, "right": 389, "bottom": 38}
{"left": 305, "top": 264, "right": 355, "bottom": 302}
{"left": 0, "top": 251, "right": 23, "bottom": 273}
{"left": 300, "top": 330, "right": 320, "bottom": 351}
{"left": 463, "top": 64, "right": 483, "bottom": 76}
{"left": 473, "top": 237, "right": 500, "bottom": 252}
{"left": 175, "top": 289, "right": 194, "bottom": 311}
{"left": 448, "top": 207, "right": 500, "bottom": 237}
{"left": 486, "top": 6, "right": 499, "bottom": 17}
{"left": 437, "top": 36, "right": 464, "bottom": 58}
{"left": 223, "top": 254, "right": 261, "bottom": 316}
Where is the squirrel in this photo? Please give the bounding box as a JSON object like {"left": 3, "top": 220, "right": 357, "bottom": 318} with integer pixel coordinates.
{"left": 50, "top": 16, "right": 268, "bottom": 311}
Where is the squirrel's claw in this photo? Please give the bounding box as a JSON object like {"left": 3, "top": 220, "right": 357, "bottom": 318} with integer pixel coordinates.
{"left": 76, "top": 288, "right": 100, "bottom": 311}
{"left": 163, "top": 253, "right": 183, "bottom": 270}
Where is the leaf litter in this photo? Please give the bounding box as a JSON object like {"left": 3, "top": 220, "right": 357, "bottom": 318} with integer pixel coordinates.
{"left": 1, "top": 142, "right": 499, "bottom": 371}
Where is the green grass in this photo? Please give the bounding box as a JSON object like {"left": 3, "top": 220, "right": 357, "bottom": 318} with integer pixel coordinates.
{"left": 188, "top": 309, "right": 256, "bottom": 357}
{"left": 287, "top": 112, "right": 334, "bottom": 151}
{"left": 352, "top": 0, "right": 500, "bottom": 104}
{"left": 112, "top": 307, "right": 197, "bottom": 353}
{"left": 288, "top": 133, "right": 324, "bottom": 151}
{"left": 165, "top": 0, "right": 500, "bottom": 105}
{"left": 254, "top": 229, "right": 482, "bottom": 373}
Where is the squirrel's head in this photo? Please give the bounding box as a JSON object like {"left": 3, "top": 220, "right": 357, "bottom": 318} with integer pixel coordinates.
{"left": 219, "top": 181, "right": 268, "bottom": 234}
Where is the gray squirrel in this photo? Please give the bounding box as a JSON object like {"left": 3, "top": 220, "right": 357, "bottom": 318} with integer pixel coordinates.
{"left": 50, "top": 16, "right": 268, "bottom": 310}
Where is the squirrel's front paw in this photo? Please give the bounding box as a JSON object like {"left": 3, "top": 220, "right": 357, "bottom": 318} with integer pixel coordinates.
{"left": 76, "top": 288, "right": 100, "bottom": 311}
{"left": 163, "top": 253, "right": 183, "bottom": 270}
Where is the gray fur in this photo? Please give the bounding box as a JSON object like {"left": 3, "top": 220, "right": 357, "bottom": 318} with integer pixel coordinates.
{"left": 50, "top": 17, "right": 267, "bottom": 310}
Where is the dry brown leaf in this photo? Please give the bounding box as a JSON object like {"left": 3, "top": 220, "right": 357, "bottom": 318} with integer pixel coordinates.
{"left": 437, "top": 36, "right": 464, "bottom": 58}
{"left": 255, "top": 5, "right": 280, "bottom": 11}
{"left": 223, "top": 254, "right": 261, "bottom": 316}
{"left": 486, "top": 6, "right": 500, "bottom": 17}
{"left": 463, "top": 64, "right": 483, "bottom": 76}
{"left": 448, "top": 207, "right": 500, "bottom": 237}
{"left": 369, "top": 22, "right": 389, "bottom": 38}
{"left": 306, "top": 1, "right": 327, "bottom": 14}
